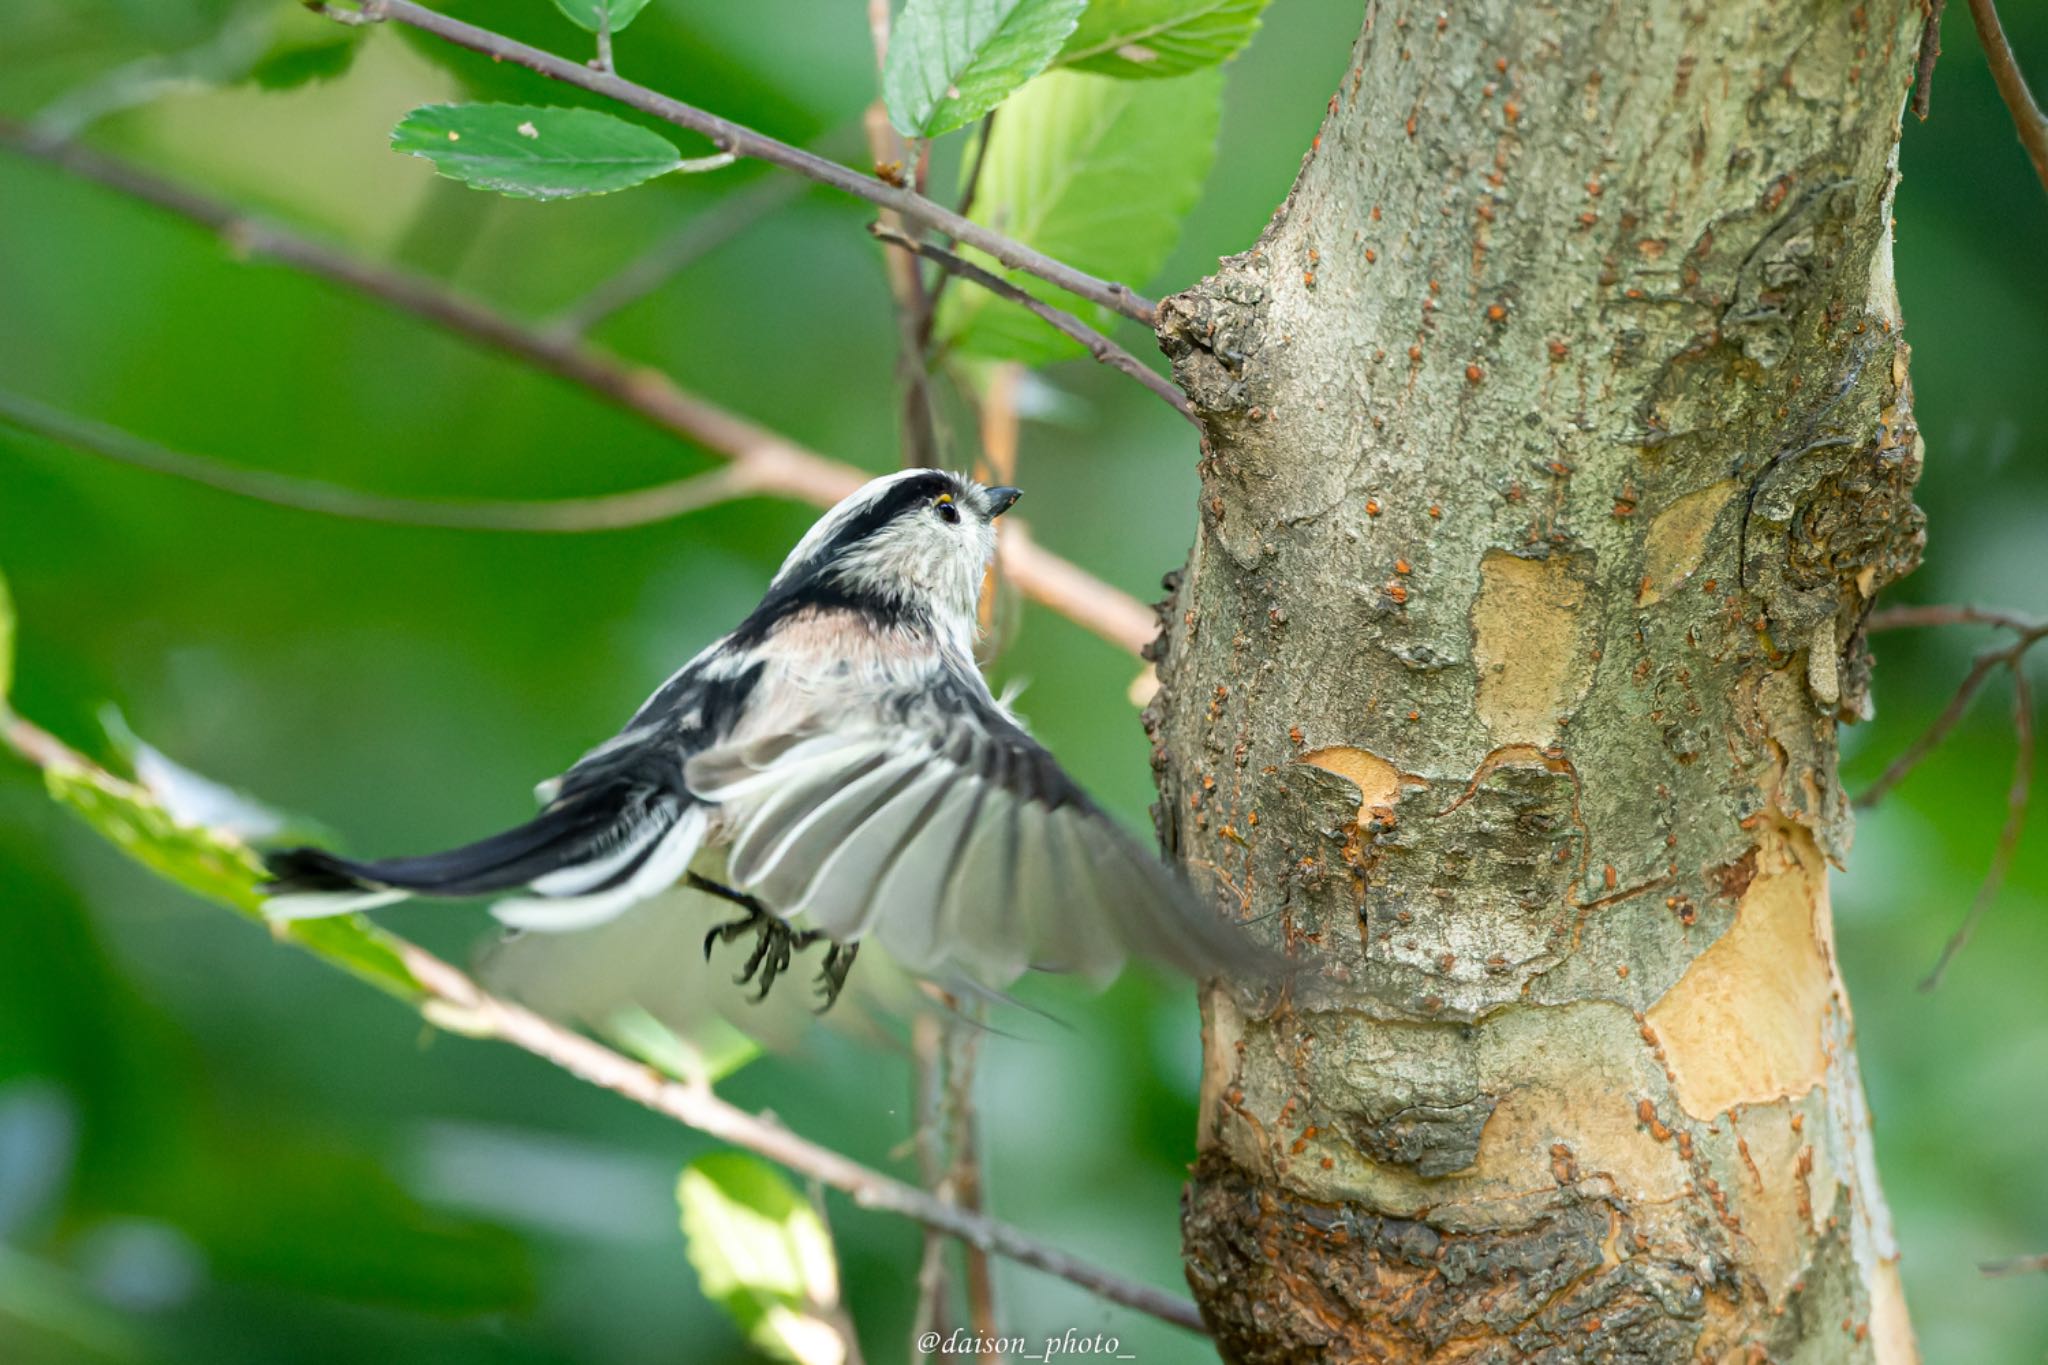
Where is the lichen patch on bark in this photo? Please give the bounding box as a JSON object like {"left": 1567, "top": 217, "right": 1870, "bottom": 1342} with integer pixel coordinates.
{"left": 1646, "top": 820, "right": 1834, "bottom": 1121}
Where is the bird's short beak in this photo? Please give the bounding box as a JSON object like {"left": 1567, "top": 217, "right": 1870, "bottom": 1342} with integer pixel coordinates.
{"left": 985, "top": 486, "right": 1023, "bottom": 518}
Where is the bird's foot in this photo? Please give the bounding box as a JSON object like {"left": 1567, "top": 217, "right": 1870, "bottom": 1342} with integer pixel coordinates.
{"left": 814, "top": 941, "right": 860, "bottom": 1014}
{"left": 693, "top": 874, "right": 846, "bottom": 1006}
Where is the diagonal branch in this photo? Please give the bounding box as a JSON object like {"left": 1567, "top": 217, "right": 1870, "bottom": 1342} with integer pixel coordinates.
{"left": 871, "top": 226, "right": 1195, "bottom": 425}
{"left": 0, "top": 387, "right": 752, "bottom": 532}
{"left": 0, "top": 121, "right": 1156, "bottom": 657}
{"left": 1921, "top": 657, "right": 2033, "bottom": 990}
{"left": 0, "top": 714, "right": 1205, "bottom": 1333}
{"left": 309, "top": 0, "right": 1159, "bottom": 326}
{"left": 1966, "top": 0, "right": 2048, "bottom": 195}
{"left": 546, "top": 172, "right": 808, "bottom": 338}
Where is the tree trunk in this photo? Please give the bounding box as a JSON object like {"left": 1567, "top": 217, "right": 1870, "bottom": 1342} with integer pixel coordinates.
{"left": 1148, "top": 0, "right": 1926, "bottom": 1358}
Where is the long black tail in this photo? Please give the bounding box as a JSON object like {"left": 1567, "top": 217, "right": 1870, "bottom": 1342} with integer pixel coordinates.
{"left": 261, "top": 789, "right": 704, "bottom": 928}
{"left": 264, "top": 799, "right": 619, "bottom": 898}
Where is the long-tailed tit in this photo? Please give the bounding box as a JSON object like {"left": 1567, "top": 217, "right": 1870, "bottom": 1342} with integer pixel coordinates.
{"left": 264, "top": 470, "right": 1259, "bottom": 1008}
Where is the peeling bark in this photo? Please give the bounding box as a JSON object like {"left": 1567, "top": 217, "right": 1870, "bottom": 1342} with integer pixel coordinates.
{"left": 1148, "top": 0, "right": 1926, "bottom": 1358}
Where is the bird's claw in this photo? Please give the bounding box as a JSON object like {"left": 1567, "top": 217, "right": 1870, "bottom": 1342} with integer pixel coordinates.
{"left": 693, "top": 875, "right": 849, "bottom": 1009}
{"left": 813, "top": 941, "right": 860, "bottom": 1014}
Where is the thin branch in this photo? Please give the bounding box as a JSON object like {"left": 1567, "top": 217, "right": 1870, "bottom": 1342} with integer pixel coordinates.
{"left": 1921, "top": 658, "right": 2033, "bottom": 990}
{"left": 923, "top": 110, "right": 998, "bottom": 330}
{"left": 1866, "top": 603, "right": 2043, "bottom": 634}
{"left": 1982, "top": 1252, "right": 2048, "bottom": 1276}
{"left": 1855, "top": 648, "right": 2007, "bottom": 808}
{"left": 309, "top": 0, "right": 1158, "bottom": 326}
{"left": 0, "top": 121, "right": 1157, "bottom": 657}
{"left": 1913, "top": 0, "right": 1949, "bottom": 120}
{"left": 911, "top": 1008, "right": 956, "bottom": 1355}
{"left": 1855, "top": 602, "right": 2047, "bottom": 987}
{"left": 864, "top": 109, "right": 942, "bottom": 469}
{"left": 0, "top": 388, "right": 753, "bottom": 532}
{"left": 871, "top": 226, "right": 1194, "bottom": 425}
{"left": 946, "top": 1017, "right": 1001, "bottom": 1361}
{"left": 1858, "top": 606, "right": 2048, "bottom": 808}
{"left": 1966, "top": 0, "right": 2048, "bottom": 195}
{"left": 548, "top": 173, "right": 807, "bottom": 337}
{"left": 0, "top": 714, "right": 1206, "bottom": 1333}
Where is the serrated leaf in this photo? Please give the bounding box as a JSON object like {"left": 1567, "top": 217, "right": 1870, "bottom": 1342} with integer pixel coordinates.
{"left": 391, "top": 104, "right": 687, "bottom": 201}
{"left": 884, "top": 0, "right": 1089, "bottom": 138}
{"left": 38, "top": 752, "right": 420, "bottom": 1003}
{"left": 937, "top": 68, "right": 1221, "bottom": 362}
{"left": 679, "top": 1155, "right": 849, "bottom": 1365}
{"left": 552, "top": 0, "right": 655, "bottom": 36}
{"left": 1056, "top": 0, "right": 1273, "bottom": 78}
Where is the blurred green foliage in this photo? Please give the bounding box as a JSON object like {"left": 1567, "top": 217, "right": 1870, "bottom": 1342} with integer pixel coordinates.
{"left": 0, "top": 0, "right": 2044, "bottom": 1361}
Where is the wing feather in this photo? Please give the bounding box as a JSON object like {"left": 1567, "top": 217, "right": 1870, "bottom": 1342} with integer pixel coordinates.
{"left": 693, "top": 667, "right": 1272, "bottom": 989}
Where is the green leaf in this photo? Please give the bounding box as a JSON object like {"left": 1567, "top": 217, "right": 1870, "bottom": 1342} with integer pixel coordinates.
{"left": 937, "top": 67, "right": 1222, "bottom": 362}
{"left": 391, "top": 104, "right": 688, "bottom": 201}
{"left": 247, "top": 33, "right": 361, "bottom": 91}
{"left": 0, "top": 565, "right": 13, "bottom": 705}
{"left": 38, "top": 754, "right": 420, "bottom": 1003}
{"left": 605, "top": 1006, "right": 762, "bottom": 1085}
{"left": 552, "top": 0, "right": 655, "bottom": 36}
{"left": 884, "top": 0, "right": 1089, "bottom": 138}
{"left": 679, "top": 1155, "right": 850, "bottom": 1365}
{"left": 1056, "top": 0, "right": 1273, "bottom": 78}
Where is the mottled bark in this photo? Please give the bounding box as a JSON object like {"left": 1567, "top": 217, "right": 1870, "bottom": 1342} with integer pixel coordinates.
{"left": 1147, "top": 0, "right": 1926, "bottom": 1359}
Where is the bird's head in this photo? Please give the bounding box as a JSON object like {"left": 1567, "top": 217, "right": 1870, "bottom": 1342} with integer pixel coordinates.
{"left": 771, "top": 469, "right": 1022, "bottom": 635}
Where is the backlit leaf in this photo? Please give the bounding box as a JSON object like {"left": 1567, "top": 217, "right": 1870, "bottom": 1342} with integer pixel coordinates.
{"left": 1055, "top": 0, "right": 1272, "bottom": 78}
{"left": 679, "top": 1154, "right": 850, "bottom": 1365}
{"left": 884, "top": 0, "right": 1088, "bottom": 138}
{"left": 937, "top": 67, "right": 1222, "bottom": 361}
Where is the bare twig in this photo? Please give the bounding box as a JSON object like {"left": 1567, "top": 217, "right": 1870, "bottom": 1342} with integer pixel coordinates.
{"left": 0, "top": 388, "right": 755, "bottom": 532}
{"left": 1856, "top": 648, "right": 2008, "bottom": 808}
{"left": 1856, "top": 603, "right": 2047, "bottom": 987}
{"left": 1858, "top": 606, "right": 2048, "bottom": 807}
{"left": 946, "top": 1018, "right": 1001, "bottom": 1361}
{"left": 548, "top": 173, "right": 807, "bottom": 337}
{"left": 0, "top": 714, "right": 1206, "bottom": 1333}
{"left": 1982, "top": 1252, "right": 2048, "bottom": 1276}
{"left": 910, "top": 1009, "right": 956, "bottom": 1356}
{"left": 871, "top": 226, "right": 1194, "bottom": 425}
{"left": 0, "top": 121, "right": 1156, "bottom": 656}
{"left": 1913, "top": 0, "right": 1949, "bottom": 120}
{"left": 861, "top": 52, "right": 941, "bottom": 465}
{"left": 1866, "top": 603, "right": 2042, "bottom": 634}
{"left": 923, "top": 111, "right": 998, "bottom": 330}
{"left": 1921, "top": 658, "right": 2033, "bottom": 991}
{"left": 1966, "top": 0, "right": 2048, "bottom": 194}
{"left": 308, "top": 0, "right": 1158, "bottom": 326}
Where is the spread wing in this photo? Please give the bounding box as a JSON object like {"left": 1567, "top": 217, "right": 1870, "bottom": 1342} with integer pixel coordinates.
{"left": 688, "top": 670, "right": 1258, "bottom": 990}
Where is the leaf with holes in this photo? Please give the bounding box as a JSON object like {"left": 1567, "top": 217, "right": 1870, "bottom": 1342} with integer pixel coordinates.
{"left": 552, "top": 0, "right": 655, "bottom": 35}
{"left": 884, "top": 0, "right": 1089, "bottom": 138}
{"left": 391, "top": 104, "right": 689, "bottom": 201}
{"left": 1056, "top": 0, "right": 1273, "bottom": 78}
{"left": 937, "top": 67, "right": 1222, "bottom": 362}
{"left": 679, "top": 1154, "right": 851, "bottom": 1364}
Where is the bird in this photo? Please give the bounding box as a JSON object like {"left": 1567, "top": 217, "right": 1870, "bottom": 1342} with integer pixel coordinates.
{"left": 262, "top": 468, "right": 1261, "bottom": 1010}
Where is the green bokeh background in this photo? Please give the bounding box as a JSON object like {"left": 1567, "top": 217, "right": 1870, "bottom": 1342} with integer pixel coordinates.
{"left": 2, "top": 1, "right": 2044, "bottom": 1360}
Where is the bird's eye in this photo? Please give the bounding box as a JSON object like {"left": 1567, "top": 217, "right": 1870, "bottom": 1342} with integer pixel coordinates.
{"left": 934, "top": 498, "right": 961, "bottom": 525}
